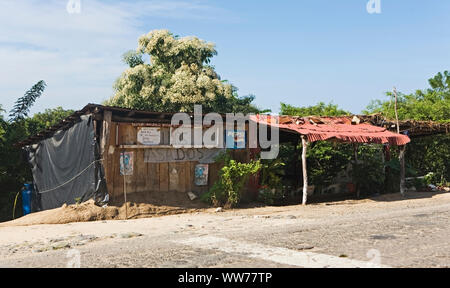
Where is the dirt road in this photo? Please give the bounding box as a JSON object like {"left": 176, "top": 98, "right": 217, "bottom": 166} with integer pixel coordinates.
{"left": 0, "top": 192, "right": 449, "bottom": 268}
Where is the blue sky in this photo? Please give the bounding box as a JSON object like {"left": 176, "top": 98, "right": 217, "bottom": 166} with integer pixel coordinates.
{"left": 1, "top": 0, "right": 449, "bottom": 115}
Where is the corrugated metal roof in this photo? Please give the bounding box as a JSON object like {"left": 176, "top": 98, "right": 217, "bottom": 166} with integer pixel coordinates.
{"left": 250, "top": 115, "right": 411, "bottom": 146}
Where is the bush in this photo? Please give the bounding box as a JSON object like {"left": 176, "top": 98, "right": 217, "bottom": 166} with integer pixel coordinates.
{"left": 203, "top": 153, "right": 261, "bottom": 208}
{"left": 405, "top": 135, "right": 449, "bottom": 186}
{"left": 352, "top": 145, "right": 385, "bottom": 195}
{"left": 258, "top": 186, "right": 287, "bottom": 206}
{"left": 307, "top": 142, "right": 353, "bottom": 191}
{"left": 411, "top": 177, "right": 427, "bottom": 191}
{"left": 257, "top": 159, "right": 287, "bottom": 205}
{"left": 0, "top": 107, "right": 73, "bottom": 222}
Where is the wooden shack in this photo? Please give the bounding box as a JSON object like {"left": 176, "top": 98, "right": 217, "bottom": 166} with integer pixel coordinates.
{"left": 19, "top": 104, "right": 421, "bottom": 211}
{"left": 20, "top": 104, "right": 254, "bottom": 211}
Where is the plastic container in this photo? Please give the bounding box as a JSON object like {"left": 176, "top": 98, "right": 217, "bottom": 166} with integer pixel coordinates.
{"left": 22, "top": 183, "right": 32, "bottom": 216}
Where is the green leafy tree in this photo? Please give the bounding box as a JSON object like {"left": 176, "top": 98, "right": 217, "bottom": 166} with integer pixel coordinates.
{"left": 306, "top": 141, "right": 353, "bottom": 191}
{"left": 0, "top": 103, "right": 73, "bottom": 221}
{"left": 24, "top": 107, "right": 74, "bottom": 136}
{"left": 9, "top": 80, "right": 46, "bottom": 121}
{"left": 280, "top": 102, "right": 350, "bottom": 117}
{"left": 106, "top": 30, "right": 260, "bottom": 113}
{"left": 364, "top": 71, "right": 450, "bottom": 122}
{"left": 280, "top": 102, "right": 354, "bottom": 192}
{"left": 428, "top": 70, "right": 450, "bottom": 92}
{"left": 364, "top": 71, "right": 450, "bottom": 185}
{"left": 0, "top": 105, "right": 5, "bottom": 139}
{"left": 1, "top": 107, "right": 74, "bottom": 185}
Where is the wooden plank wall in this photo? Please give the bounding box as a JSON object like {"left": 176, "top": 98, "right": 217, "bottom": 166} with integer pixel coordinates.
{"left": 102, "top": 122, "right": 234, "bottom": 202}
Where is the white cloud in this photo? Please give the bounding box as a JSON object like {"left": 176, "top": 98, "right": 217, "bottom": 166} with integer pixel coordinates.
{"left": 0, "top": 0, "right": 230, "bottom": 115}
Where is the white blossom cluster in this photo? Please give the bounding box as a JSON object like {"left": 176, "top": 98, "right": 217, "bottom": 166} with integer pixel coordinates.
{"left": 106, "top": 30, "right": 236, "bottom": 113}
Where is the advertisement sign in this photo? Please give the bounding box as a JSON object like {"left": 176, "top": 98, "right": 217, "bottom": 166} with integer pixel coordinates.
{"left": 137, "top": 127, "right": 161, "bottom": 145}
{"left": 194, "top": 164, "right": 209, "bottom": 186}
{"left": 120, "top": 152, "right": 133, "bottom": 176}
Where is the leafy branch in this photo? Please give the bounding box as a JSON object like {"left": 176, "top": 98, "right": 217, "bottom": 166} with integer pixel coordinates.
{"left": 9, "top": 80, "right": 47, "bottom": 122}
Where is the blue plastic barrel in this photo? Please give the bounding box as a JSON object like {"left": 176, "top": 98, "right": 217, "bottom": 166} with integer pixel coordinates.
{"left": 22, "top": 183, "right": 32, "bottom": 216}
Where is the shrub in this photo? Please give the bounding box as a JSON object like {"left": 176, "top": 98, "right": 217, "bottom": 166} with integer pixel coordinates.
{"left": 257, "top": 159, "right": 287, "bottom": 205}
{"left": 205, "top": 153, "right": 261, "bottom": 208}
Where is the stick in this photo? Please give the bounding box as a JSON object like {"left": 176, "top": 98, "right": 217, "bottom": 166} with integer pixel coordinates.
{"left": 393, "top": 87, "right": 400, "bottom": 134}
{"left": 122, "top": 149, "right": 128, "bottom": 219}
{"left": 353, "top": 144, "right": 360, "bottom": 198}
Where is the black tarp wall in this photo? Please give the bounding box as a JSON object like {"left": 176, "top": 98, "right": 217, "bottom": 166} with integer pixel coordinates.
{"left": 25, "top": 114, "right": 108, "bottom": 211}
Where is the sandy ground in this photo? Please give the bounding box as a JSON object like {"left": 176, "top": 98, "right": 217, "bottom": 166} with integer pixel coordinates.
{"left": 0, "top": 191, "right": 449, "bottom": 267}
{"left": 1, "top": 191, "right": 442, "bottom": 227}
{"left": 231, "top": 191, "right": 449, "bottom": 218}
{"left": 0, "top": 191, "right": 447, "bottom": 246}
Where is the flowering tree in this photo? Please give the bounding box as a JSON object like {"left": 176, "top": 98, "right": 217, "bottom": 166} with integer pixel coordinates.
{"left": 106, "top": 30, "right": 259, "bottom": 113}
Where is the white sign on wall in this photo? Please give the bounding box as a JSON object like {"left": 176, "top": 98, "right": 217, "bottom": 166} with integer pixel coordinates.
{"left": 137, "top": 127, "right": 161, "bottom": 145}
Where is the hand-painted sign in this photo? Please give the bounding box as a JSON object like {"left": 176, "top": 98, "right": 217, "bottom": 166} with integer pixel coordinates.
{"left": 194, "top": 164, "right": 209, "bottom": 186}
{"left": 144, "top": 148, "right": 223, "bottom": 164}
{"left": 225, "top": 130, "right": 246, "bottom": 149}
{"left": 120, "top": 152, "right": 133, "bottom": 176}
{"left": 137, "top": 127, "right": 161, "bottom": 145}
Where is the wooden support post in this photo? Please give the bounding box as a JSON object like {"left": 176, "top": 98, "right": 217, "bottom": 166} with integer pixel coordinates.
{"left": 101, "top": 111, "right": 112, "bottom": 200}
{"left": 293, "top": 137, "right": 300, "bottom": 188}
{"left": 101, "top": 111, "right": 112, "bottom": 157}
{"left": 399, "top": 145, "right": 406, "bottom": 196}
{"left": 353, "top": 144, "right": 360, "bottom": 198}
{"left": 301, "top": 135, "right": 309, "bottom": 205}
{"left": 383, "top": 144, "right": 392, "bottom": 193}
{"left": 122, "top": 149, "right": 128, "bottom": 219}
